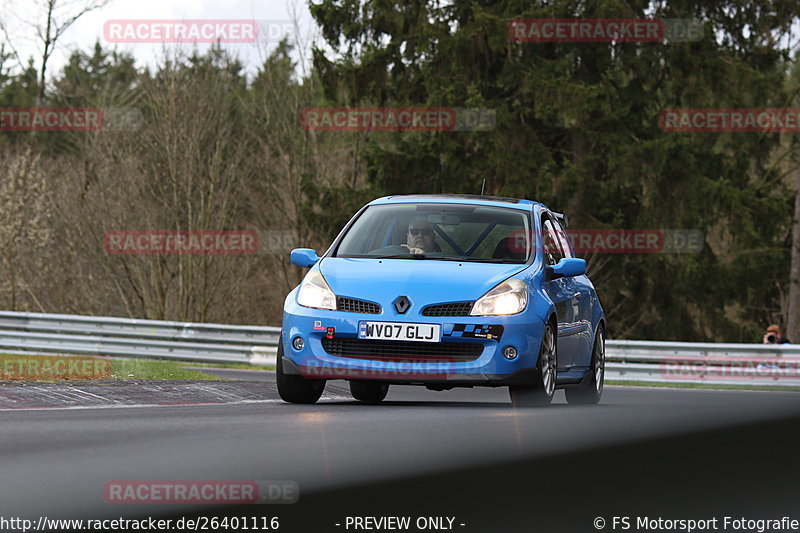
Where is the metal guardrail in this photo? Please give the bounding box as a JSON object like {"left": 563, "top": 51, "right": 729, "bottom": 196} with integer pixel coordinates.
{"left": 605, "top": 340, "right": 800, "bottom": 387}
{"left": 0, "top": 311, "right": 798, "bottom": 385}
{"left": 0, "top": 311, "right": 280, "bottom": 366}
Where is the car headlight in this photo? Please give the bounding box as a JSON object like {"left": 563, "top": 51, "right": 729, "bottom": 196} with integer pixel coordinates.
{"left": 297, "top": 270, "right": 337, "bottom": 310}
{"left": 470, "top": 278, "right": 528, "bottom": 316}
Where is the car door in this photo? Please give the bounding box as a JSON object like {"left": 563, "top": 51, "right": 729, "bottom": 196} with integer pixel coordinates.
{"left": 553, "top": 217, "right": 594, "bottom": 368}
{"left": 540, "top": 214, "right": 579, "bottom": 370}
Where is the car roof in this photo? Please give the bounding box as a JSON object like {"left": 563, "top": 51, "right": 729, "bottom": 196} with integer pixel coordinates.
{"left": 369, "top": 194, "right": 541, "bottom": 211}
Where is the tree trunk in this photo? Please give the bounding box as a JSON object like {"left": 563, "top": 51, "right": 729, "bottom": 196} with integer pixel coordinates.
{"left": 786, "top": 166, "right": 800, "bottom": 343}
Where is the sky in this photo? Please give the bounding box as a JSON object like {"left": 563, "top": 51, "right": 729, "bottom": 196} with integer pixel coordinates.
{"left": 0, "top": 0, "right": 322, "bottom": 81}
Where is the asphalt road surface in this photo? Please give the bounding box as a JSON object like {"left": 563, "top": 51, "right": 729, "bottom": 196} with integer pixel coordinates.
{"left": 1, "top": 370, "right": 799, "bottom": 532}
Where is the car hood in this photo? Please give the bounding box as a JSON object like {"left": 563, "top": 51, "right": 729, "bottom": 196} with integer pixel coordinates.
{"left": 319, "top": 257, "right": 526, "bottom": 308}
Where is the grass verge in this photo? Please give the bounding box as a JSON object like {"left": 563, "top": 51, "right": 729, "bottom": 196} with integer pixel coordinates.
{"left": 110, "top": 359, "right": 222, "bottom": 380}
{"left": 186, "top": 361, "right": 274, "bottom": 371}
{"left": 0, "top": 354, "right": 274, "bottom": 382}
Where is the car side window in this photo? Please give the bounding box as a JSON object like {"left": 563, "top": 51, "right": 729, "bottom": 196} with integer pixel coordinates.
{"left": 541, "top": 216, "right": 564, "bottom": 266}
{"left": 553, "top": 218, "right": 574, "bottom": 259}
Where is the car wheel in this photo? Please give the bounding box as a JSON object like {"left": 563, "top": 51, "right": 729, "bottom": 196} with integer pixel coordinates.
{"left": 276, "top": 336, "right": 326, "bottom": 404}
{"left": 349, "top": 381, "right": 389, "bottom": 403}
{"left": 509, "top": 322, "right": 557, "bottom": 407}
{"left": 565, "top": 325, "right": 604, "bottom": 405}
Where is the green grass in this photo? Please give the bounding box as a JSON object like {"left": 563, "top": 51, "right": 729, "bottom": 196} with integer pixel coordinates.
{"left": 0, "top": 355, "right": 224, "bottom": 382}
{"left": 0, "top": 354, "right": 275, "bottom": 382}
{"left": 607, "top": 380, "right": 800, "bottom": 392}
{"left": 185, "top": 361, "right": 274, "bottom": 371}
{"left": 109, "top": 359, "right": 222, "bottom": 380}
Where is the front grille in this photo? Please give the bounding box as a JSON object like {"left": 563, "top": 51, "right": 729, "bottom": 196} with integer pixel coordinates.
{"left": 421, "top": 302, "right": 474, "bottom": 316}
{"left": 337, "top": 297, "right": 381, "bottom": 314}
{"left": 321, "top": 337, "right": 483, "bottom": 362}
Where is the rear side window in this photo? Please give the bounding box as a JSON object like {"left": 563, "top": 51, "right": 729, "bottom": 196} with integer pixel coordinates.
{"left": 541, "top": 217, "right": 564, "bottom": 266}
{"left": 553, "top": 218, "right": 574, "bottom": 258}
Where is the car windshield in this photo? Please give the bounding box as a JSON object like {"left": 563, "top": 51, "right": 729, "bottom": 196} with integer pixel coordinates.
{"left": 333, "top": 203, "right": 532, "bottom": 263}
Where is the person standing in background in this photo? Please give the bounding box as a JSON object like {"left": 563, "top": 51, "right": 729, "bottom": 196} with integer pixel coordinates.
{"left": 763, "top": 324, "right": 791, "bottom": 344}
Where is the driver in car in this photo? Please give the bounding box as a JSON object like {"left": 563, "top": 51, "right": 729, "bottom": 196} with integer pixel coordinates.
{"left": 402, "top": 216, "right": 437, "bottom": 254}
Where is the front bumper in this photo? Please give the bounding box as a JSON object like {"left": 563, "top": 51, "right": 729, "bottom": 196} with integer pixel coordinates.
{"left": 282, "top": 297, "right": 546, "bottom": 386}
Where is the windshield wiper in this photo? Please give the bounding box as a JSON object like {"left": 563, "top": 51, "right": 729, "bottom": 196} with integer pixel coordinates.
{"left": 368, "top": 253, "right": 472, "bottom": 261}
{"left": 418, "top": 257, "right": 524, "bottom": 263}
{"left": 468, "top": 257, "right": 526, "bottom": 263}
{"left": 363, "top": 254, "right": 523, "bottom": 263}
{"left": 369, "top": 253, "right": 428, "bottom": 259}
{"left": 365, "top": 254, "right": 523, "bottom": 263}
{"left": 426, "top": 256, "right": 469, "bottom": 261}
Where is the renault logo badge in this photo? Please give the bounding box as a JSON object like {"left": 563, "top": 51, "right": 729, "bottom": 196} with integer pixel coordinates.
{"left": 394, "top": 296, "right": 411, "bottom": 314}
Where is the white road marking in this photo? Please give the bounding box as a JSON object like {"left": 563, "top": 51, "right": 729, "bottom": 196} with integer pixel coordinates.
{"left": 69, "top": 387, "right": 119, "bottom": 402}
{"left": 0, "top": 396, "right": 352, "bottom": 412}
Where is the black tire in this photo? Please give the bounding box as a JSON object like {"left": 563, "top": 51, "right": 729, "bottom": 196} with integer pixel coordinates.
{"left": 509, "top": 321, "right": 557, "bottom": 407}
{"left": 349, "top": 381, "right": 389, "bottom": 403}
{"left": 565, "top": 325, "right": 605, "bottom": 405}
{"left": 276, "top": 336, "right": 325, "bottom": 404}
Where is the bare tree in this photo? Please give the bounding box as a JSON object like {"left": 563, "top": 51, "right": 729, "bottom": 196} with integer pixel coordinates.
{"left": 0, "top": 42, "right": 10, "bottom": 84}
{"left": 0, "top": 146, "right": 51, "bottom": 310}
{"left": 54, "top": 51, "right": 259, "bottom": 322}
{"left": 0, "top": 0, "right": 111, "bottom": 102}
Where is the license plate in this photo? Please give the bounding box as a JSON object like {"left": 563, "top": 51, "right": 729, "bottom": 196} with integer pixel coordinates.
{"left": 358, "top": 321, "right": 441, "bottom": 343}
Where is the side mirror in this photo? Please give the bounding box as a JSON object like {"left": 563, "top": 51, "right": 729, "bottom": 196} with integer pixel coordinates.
{"left": 290, "top": 248, "right": 319, "bottom": 268}
{"left": 546, "top": 257, "right": 586, "bottom": 281}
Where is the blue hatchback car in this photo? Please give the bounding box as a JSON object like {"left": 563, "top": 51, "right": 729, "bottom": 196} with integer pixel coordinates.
{"left": 279, "top": 194, "right": 606, "bottom": 406}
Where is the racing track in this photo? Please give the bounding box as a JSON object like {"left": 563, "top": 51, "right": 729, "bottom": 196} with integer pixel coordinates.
{"left": 1, "top": 369, "right": 799, "bottom": 532}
